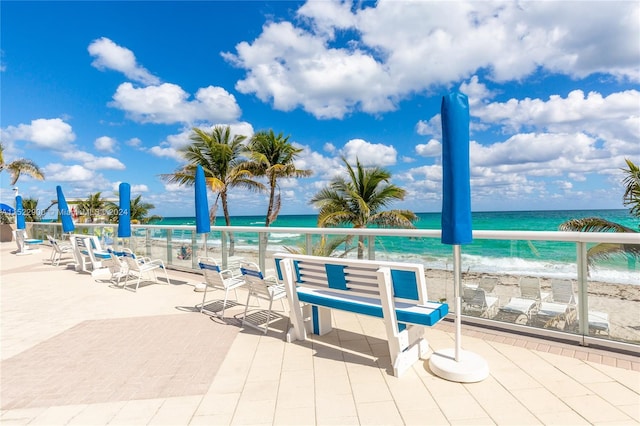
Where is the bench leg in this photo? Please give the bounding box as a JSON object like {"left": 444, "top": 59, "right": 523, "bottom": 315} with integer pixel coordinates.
{"left": 310, "top": 306, "right": 332, "bottom": 336}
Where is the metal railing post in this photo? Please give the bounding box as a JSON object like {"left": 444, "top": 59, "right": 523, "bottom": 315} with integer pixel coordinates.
{"left": 576, "top": 242, "right": 590, "bottom": 339}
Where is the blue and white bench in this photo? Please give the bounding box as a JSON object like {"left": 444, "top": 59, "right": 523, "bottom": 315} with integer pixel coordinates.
{"left": 275, "top": 253, "right": 448, "bottom": 377}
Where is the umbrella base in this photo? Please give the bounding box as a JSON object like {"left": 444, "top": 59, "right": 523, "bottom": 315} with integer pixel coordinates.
{"left": 429, "top": 348, "right": 489, "bottom": 383}
{"left": 194, "top": 282, "right": 207, "bottom": 292}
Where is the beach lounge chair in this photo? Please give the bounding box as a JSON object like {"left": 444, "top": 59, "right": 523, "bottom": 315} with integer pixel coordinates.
{"left": 479, "top": 276, "right": 499, "bottom": 294}
{"left": 70, "top": 235, "right": 104, "bottom": 272}
{"left": 13, "top": 229, "right": 43, "bottom": 255}
{"left": 121, "top": 249, "right": 170, "bottom": 292}
{"left": 47, "top": 235, "right": 73, "bottom": 266}
{"left": 240, "top": 262, "right": 287, "bottom": 334}
{"left": 587, "top": 311, "right": 611, "bottom": 336}
{"left": 197, "top": 257, "right": 245, "bottom": 318}
{"left": 101, "top": 249, "right": 130, "bottom": 286}
{"left": 535, "top": 279, "right": 577, "bottom": 329}
{"left": 462, "top": 287, "right": 499, "bottom": 318}
{"left": 497, "top": 277, "right": 547, "bottom": 325}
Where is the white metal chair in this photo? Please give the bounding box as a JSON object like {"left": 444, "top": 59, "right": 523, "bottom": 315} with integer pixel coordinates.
{"left": 121, "top": 249, "right": 170, "bottom": 292}
{"left": 535, "top": 279, "right": 577, "bottom": 329}
{"left": 240, "top": 262, "right": 287, "bottom": 334}
{"left": 70, "top": 235, "right": 104, "bottom": 272}
{"left": 46, "top": 235, "right": 72, "bottom": 265}
{"left": 102, "top": 249, "right": 130, "bottom": 286}
{"left": 197, "top": 257, "right": 246, "bottom": 318}
{"left": 498, "top": 277, "right": 547, "bottom": 324}
{"left": 462, "top": 287, "right": 499, "bottom": 318}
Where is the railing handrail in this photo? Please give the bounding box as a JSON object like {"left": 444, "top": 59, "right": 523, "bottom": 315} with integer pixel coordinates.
{"left": 46, "top": 222, "right": 639, "bottom": 244}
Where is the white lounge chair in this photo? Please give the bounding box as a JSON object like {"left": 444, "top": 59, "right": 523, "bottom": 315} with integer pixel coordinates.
{"left": 13, "top": 229, "right": 43, "bottom": 255}
{"left": 462, "top": 287, "right": 499, "bottom": 318}
{"left": 47, "top": 235, "right": 73, "bottom": 266}
{"left": 535, "top": 279, "right": 577, "bottom": 329}
{"left": 121, "top": 249, "right": 170, "bottom": 292}
{"left": 240, "top": 262, "right": 287, "bottom": 334}
{"left": 70, "top": 235, "right": 104, "bottom": 272}
{"left": 101, "top": 249, "right": 131, "bottom": 286}
{"left": 498, "top": 277, "right": 548, "bottom": 324}
{"left": 196, "top": 257, "right": 246, "bottom": 318}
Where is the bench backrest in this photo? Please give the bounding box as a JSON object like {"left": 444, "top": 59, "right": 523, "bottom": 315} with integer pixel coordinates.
{"left": 274, "top": 253, "right": 429, "bottom": 305}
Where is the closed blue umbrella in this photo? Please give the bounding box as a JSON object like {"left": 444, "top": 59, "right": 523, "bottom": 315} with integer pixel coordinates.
{"left": 0, "top": 203, "right": 15, "bottom": 214}
{"left": 429, "top": 92, "right": 488, "bottom": 383}
{"left": 15, "top": 195, "right": 25, "bottom": 230}
{"left": 56, "top": 186, "right": 75, "bottom": 233}
{"left": 118, "top": 182, "right": 131, "bottom": 238}
{"left": 195, "top": 165, "right": 211, "bottom": 259}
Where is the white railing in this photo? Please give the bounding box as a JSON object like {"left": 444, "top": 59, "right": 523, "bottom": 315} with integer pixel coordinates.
{"left": 30, "top": 222, "right": 639, "bottom": 352}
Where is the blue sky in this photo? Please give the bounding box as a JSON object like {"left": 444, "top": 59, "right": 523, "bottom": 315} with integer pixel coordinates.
{"left": 1, "top": 0, "right": 639, "bottom": 219}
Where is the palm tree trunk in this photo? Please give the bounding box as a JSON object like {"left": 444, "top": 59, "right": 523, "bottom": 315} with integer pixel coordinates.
{"left": 357, "top": 235, "right": 365, "bottom": 259}
{"left": 221, "top": 192, "right": 235, "bottom": 256}
{"left": 265, "top": 176, "right": 277, "bottom": 227}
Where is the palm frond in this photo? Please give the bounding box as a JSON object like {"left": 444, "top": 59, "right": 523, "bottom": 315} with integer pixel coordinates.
{"left": 559, "top": 217, "right": 637, "bottom": 233}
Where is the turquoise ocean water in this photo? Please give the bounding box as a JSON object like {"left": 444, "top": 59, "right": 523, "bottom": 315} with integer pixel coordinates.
{"left": 151, "top": 209, "right": 639, "bottom": 285}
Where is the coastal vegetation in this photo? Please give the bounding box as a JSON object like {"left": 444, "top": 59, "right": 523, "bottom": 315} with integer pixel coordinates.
{"left": 161, "top": 125, "right": 264, "bottom": 254}
{"left": 559, "top": 158, "right": 640, "bottom": 266}
{"left": 244, "top": 130, "right": 312, "bottom": 226}
{"left": 76, "top": 192, "right": 107, "bottom": 223}
{"left": 104, "top": 194, "right": 161, "bottom": 224}
{"left": 0, "top": 142, "right": 45, "bottom": 186}
{"left": 310, "top": 157, "right": 417, "bottom": 259}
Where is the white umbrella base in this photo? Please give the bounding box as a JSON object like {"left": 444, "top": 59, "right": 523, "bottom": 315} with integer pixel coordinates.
{"left": 194, "top": 282, "right": 207, "bottom": 292}
{"left": 429, "top": 348, "right": 489, "bottom": 383}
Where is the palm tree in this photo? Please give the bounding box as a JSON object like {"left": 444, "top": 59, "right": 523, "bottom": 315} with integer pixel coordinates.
{"left": 0, "top": 142, "right": 45, "bottom": 185}
{"left": 284, "top": 235, "right": 356, "bottom": 258}
{"left": 21, "top": 197, "right": 55, "bottom": 222}
{"left": 559, "top": 158, "right": 640, "bottom": 267}
{"left": 105, "top": 194, "right": 161, "bottom": 224}
{"left": 77, "top": 192, "right": 106, "bottom": 223}
{"left": 245, "top": 130, "right": 312, "bottom": 226}
{"left": 161, "top": 125, "right": 263, "bottom": 254}
{"left": 310, "top": 157, "right": 417, "bottom": 259}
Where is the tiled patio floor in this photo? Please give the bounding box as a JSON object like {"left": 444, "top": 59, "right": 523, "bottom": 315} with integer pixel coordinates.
{"left": 1, "top": 241, "right": 638, "bottom": 425}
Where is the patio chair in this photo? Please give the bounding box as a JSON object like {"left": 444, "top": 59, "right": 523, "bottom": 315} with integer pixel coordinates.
{"left": 102, "top": 249, "right": 130, "bottom": 286}
{"left": 478, "top": 276, "right": 499, "bottom": 294}
{"left": 47, "top": 235, "right": 73, "bottom": 266}
{"left": 240, "top": 261, "right": 287, "bottom": 334}
{"left": 587, "top": 311, "right": 611, "bottom": 336}
{"left": 462, "top": 287, "right": 499, "bottom": 318}
{"left": 497, "top": 277, "right": 547, "bottom": 325}
{"left": 519, "top": 276, "right": 549, "bottom": 301}
{"left": 121, "top": 249, "right": 170, "bottom": 292}
{"left": 535, "top": 279, "right": 577, "bottom": 329}
{"left": 70, "top": 235, "right": 104, "bottom": 272}
{"left": 13, "top": 229, "right": 43, "bottom": 255}
{"left": 197, "top": 257, "right": 245, "bottom": 318}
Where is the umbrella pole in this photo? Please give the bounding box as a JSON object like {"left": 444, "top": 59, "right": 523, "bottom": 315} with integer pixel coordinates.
{"left": 202, "top": 234, "right": 207, "bottom": 258}
{"left": 428, "top": 244, "right": 489, "bottom": 382}
{"left": 453, "top": 245, "right": 462, "bottom": 362}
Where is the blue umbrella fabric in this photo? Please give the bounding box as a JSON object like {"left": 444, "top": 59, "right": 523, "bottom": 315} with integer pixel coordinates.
{"left": 0, "top": 203, "right": 15, "bottom": 214}
{"left": 441, "top": 91, "right": 473, "bottom": 246}
{"left": 117, "top": 182, "right": 131, "bottom": 238}
{"left": 195, "top": 165, "right": 211, "bottom": 234}
{"left": 15, "top": 195, "right": 26, "bottom": 230}
{"left": 56, "top": 185, "right": 75, "bottom": 233}
{"left": 429, "top": 92, "right": 488, "bottom": 383}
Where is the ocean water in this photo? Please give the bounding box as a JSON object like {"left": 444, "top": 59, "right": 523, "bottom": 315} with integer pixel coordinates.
{"left": 150, "top": 209, "right": 639, "bottom": 285}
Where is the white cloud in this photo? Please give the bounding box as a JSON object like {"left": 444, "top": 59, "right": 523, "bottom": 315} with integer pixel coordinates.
{"left": 88, "top": 37, "right": 160, "bottom": 85}
{"left": 415, "top": 140, "right": 441, "bottom": 158}
{"left": 148, "top": 122, "right": 254, "bottom": 162}
{"left": 126, "top": 137, "right": 142, "bottom": 147}
{"left": 44, "top": 163, "right": 95, "bottom": 182}
{"left": 110, "top": 82, "right": 241, "bottom": 125}
{"left": 62, "top": 150, "right": 125, "bottom": 170}
{"left": 341, "top": 138, "right": 397, "bottom": 166}
{"left": 225, "top": 1, "right": 639, "bottom": 119}
{"left": 2, "top": 118, "right": 76, "bottom": 150}
{"left": 94, "top": 136, "right": 117, "bottom": 152}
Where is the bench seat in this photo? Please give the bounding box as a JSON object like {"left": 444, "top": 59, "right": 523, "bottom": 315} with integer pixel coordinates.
{"left": 297, "top": 287, "right": 447, "bottom": 326}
